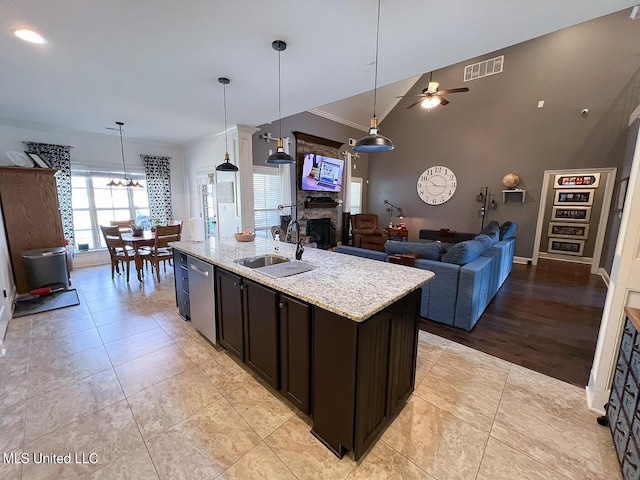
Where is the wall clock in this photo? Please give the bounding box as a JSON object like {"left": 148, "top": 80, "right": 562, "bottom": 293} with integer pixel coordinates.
{"left": 417, "top": 166, "right": 457, "bottom": 205}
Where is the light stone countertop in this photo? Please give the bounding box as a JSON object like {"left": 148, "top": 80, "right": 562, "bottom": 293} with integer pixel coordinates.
{"left": 171, "top": 237, "right": 434, "bottom": 322}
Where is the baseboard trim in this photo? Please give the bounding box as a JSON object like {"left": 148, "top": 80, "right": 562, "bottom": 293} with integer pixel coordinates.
{"left": 513, "top": 256, "right": 530, "bottom": 265}
{"left": 586, "top": 372, "right": 609, "bottom": 414}
{"left": 599, "top": 267, "right": 610, "bottom": 287}
{"left": 538, "top": 252, "right": 594, "bottom": 265}
{"left": 73, "top": 250, "right": 111, "bottom": 268}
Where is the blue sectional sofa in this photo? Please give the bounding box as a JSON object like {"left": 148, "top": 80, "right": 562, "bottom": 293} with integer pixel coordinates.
{"left": 335, "top": 222, "right": 516, "bottom": 331}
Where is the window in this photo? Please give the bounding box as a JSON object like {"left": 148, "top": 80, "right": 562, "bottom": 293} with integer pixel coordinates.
{"left": 253, "top": 166, "right": 282, "bottom": 238}
{"left": 71, "top": 171, "right": 149, "bottom": 250}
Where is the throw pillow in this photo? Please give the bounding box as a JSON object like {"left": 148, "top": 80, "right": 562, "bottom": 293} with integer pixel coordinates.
{"left": 441, "top": 238, "right": 490, "bottom": 265}
{"left": 499, "top": 221, "right": 518, "bottom": 240}
{"left": 384, "top": 241, "right": 441, "bottom": 261}
{"left": 480, "top": 221, "right": 500, "bottom": 244}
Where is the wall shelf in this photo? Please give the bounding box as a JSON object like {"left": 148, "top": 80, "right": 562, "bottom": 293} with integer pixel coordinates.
{"left": 502, "top": 189, "right": 526, "bottom": 203}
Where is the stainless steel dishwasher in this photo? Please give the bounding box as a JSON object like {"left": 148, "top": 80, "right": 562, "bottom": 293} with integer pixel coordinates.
{"left": 187, "top": 256, "right": 216, "bottom": 344}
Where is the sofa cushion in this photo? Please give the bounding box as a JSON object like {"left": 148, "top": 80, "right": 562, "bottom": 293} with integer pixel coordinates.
{"left": 499, "top": 221, "right": 518, "bottom": 240}
{"left": 473, "top": 234, "right": 493, "bottom": 250}
{"left": 480, "top": 221, "right": 500, "bottom": 244}
{"left": 385, "top": 241, "right": 441, "bottom": 261}
{"left": 441, "top": 238, "right": 490, "bottom": 265}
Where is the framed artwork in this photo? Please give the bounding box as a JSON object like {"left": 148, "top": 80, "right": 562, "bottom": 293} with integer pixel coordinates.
{"left": 548, "top": 238, "right": 585, "bottom": 256}
{"left": 547, "top": 222, "right": 590, "bottom": 240}
{"left": 614, "top": 177, "right": 629, "bottom": 211}
{"left": 554, "top": 173, "right": 600, "bottom": 189}
{"left": 554, "top": 189, "right": 594, "bottom": 206}
{"left": 551, "top": 206, "right": 591, "bottom": 222}
{"left": 25, "top": 152, "right": 51, "bottom": 168}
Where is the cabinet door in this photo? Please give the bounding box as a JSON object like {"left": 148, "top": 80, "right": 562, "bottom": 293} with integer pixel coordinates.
{"left": 388, "top": 289, "right": 421, "bottom": 414}
{"left": 243, "top": 278, "right": 279, "bottom": 388}
{"left": 216, "top": 268, "right": 244, "bottom": 360}
{"left": 279, "top": 294, "right": 311, "bottom": 414}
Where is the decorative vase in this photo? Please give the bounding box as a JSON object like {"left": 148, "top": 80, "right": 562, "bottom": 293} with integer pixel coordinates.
{"left": 132, "top": 227, "right": 143, "bottom": 237}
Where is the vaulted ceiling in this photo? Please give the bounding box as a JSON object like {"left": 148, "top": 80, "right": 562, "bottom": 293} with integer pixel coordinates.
{"left": 1, "top": 1, "right": 636, "bottom": 144}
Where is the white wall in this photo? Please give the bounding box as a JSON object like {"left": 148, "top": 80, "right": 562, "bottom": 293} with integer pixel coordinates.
{"left": 0, "top": 199, "right": 15, "bottom": 351}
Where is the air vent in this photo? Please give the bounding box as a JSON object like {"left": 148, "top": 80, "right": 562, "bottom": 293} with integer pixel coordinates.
{"left": 464, "top": 55, "right": 504, "bottom": 82}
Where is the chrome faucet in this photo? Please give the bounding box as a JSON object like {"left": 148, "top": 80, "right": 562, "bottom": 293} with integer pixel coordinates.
{"left": 287, "top": 220, "right": 304, "bottom": 260}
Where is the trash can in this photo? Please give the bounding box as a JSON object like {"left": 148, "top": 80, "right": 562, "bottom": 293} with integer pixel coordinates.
{"left": 21, "top": 247, "right": 69, "bottom": 291}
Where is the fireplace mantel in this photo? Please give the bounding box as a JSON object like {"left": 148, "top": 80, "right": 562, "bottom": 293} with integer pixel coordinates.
{"left": 304, "top": 201, "right": 339, "bottom": 209}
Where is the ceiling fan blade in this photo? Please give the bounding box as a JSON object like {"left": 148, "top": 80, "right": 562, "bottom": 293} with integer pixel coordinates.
{"left": 436, "top": 87, "right": 469, "bottom": 94}
{"left": 440, "top": 98, "right": 450, "bottom": 106}
{"left": 406, "top": 99, "right": 424, "bottom": 109}
{"left": 395, "top": 94, "right": 427, "bottom": 98}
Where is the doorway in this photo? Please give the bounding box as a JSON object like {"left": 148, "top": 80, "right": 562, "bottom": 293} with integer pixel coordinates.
{"left": 532, "top": 167, "right": 617, "bottom": 274}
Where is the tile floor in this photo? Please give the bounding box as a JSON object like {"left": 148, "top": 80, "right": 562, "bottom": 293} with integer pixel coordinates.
{"left": 0, "top": 264, "right": 621, "bottom": 479}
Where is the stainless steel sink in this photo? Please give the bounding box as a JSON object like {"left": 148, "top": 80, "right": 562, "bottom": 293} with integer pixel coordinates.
{"left": 235, "top": 254, "right": 290, "bottom": 269}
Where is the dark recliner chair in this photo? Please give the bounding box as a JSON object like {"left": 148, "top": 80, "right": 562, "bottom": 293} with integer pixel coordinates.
{"left": 351, "top": 214, "right": 389, "bottom": 251}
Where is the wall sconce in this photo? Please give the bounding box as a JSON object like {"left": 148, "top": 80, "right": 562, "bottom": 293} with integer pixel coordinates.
{"left": 384, "top": 199, "right": 405, "bottom": 227}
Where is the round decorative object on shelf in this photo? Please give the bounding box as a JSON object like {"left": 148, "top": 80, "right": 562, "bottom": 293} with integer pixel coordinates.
{"left": 502, "top": 173, "right": 520, "bottom": 188}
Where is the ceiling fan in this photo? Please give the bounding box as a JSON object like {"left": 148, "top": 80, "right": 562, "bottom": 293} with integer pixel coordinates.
{"left": 397, "top": 72, "right": 469, "bottom": 109}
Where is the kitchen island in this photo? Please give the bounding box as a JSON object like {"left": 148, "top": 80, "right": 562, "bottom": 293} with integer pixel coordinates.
{"left": 171, "top": 237, "right": 434, "bottom": 460}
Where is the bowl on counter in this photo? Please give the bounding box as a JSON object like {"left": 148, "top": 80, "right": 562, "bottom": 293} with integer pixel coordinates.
{"left": 234, "top": 232, "right": 256, "bottom": 242}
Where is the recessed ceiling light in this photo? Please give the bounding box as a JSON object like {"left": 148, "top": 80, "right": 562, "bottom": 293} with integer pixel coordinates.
{"left": 14, "top": 29, "right": 48, "bottom": 45}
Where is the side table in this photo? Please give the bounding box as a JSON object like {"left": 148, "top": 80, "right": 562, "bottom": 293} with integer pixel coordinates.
{"left": 388, "top": 228, "right": 409, "bottom": 242}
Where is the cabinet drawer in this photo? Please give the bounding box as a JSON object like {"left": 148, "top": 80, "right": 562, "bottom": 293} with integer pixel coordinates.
{"left": 615, "top": 354, "right": 630, "bottom": 397}
{"left": 633, "top": 410, "right": 640, "bottom": 449}
{"left": 622, "top": 319, "right": 636, "bottom": 362}
{"left": 608, "top": 390, "right": 623, "bottom": 433}
{"left": 632, "top": 349, "right": 640, "bottom": 385}
{"left": 623, "top": 437, "right": 640, "bottom": 480}
{"left": 615, "top": 419, "right": 632, "bottom": 463}
{"left": 623, "top": 378, "right": 640, "bottom": 421}
{"left": 179, "top": 253, "right": 189, "bottom": 268}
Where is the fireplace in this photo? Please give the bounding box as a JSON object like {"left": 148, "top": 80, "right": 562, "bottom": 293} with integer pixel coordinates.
{"left": 306, "top": 218, "right": 336, "bottom": 250}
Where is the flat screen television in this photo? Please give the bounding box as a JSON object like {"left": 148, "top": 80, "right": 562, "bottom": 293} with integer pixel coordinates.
{"left": 301, "top": 153, "right": 344, "bottom": 192}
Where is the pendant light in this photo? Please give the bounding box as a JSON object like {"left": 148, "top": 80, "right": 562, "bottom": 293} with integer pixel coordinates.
{"left": 107, "top": 122, "right": 142, "bottom": 188}
{"left": 216, "top": 77, "right": 239, "bottom": 172}
{"left": 353, "top": 0, "right": 394, "bottom": 153}
{"left": 266, "top": 40, "right": 295, "bottom": 164}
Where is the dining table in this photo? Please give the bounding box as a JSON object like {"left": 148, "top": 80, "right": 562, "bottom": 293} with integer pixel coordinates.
{"left": 121, "top": 231, "right": 155, "bottom": 281}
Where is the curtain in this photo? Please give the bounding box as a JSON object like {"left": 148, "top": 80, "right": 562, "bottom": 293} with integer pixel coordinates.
{"left": 141, "top": 155, "right": 173, "bottom": 225}
{"left": 23, "top": 142, "right": 74, "bottom": 245}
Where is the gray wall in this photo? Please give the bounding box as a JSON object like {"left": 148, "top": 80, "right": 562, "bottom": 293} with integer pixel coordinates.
{"left": 373, "top": 10, "right": 640, "bottom": 260}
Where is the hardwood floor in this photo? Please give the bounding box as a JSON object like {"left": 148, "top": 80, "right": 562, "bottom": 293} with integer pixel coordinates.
{"left": 420, "top": 258, "right": 607, "bottom": 387}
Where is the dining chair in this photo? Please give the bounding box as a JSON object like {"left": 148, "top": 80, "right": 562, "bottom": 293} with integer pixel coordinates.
{"left": 110, "top": 219, "right": 134, "bottom": 234}
{"left": 142, "top": 224, "right": 182, "bottom": 282}
{"left": 100, "top": 225, "right": 136, "bottom": 282}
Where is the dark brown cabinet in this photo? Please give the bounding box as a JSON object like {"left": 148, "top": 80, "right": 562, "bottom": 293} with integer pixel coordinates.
{"left": 312, "top": 288, "right": 420, "bottom": 460}
{"left": 173, "top": 250, "right": 190, "bottom": 320}
{"left": 279, "top": 294, "right": 311, "bottom": 414}
{"left": 216, "top": 267, "right": 309, "bottom": 400}
{"left": 606, "top": 307, "right": 640, "bottom": 480}
{"left": 183, "top": 258, "right": 421, "bottom": 462}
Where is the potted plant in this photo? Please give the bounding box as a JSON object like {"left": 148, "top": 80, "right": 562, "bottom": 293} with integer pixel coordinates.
{"left": 131, "top": 223, "right": 144, "bottom": 237}
{"left": 150, "top": 218, "right": 162, "bottom": 233}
